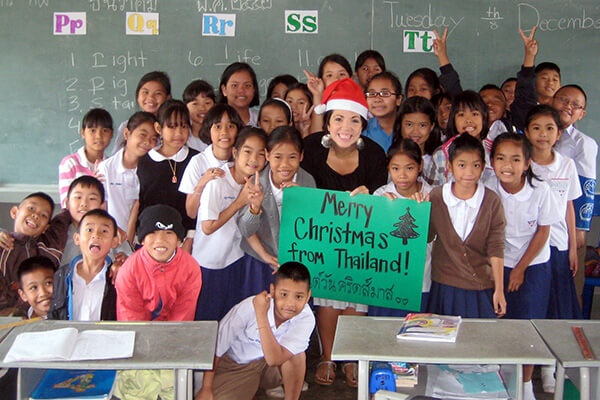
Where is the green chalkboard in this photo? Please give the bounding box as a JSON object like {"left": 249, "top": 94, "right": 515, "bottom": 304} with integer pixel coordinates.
{"left": 0, "top": 0, "right": 598, "bottom": 185}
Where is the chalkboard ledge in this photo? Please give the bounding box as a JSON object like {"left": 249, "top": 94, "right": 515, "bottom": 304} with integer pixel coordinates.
{"left": 0, "top": 184, "right": 59, "bottom": 204}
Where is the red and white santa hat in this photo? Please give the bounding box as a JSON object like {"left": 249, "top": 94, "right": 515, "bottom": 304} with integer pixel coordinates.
{"left": 314, "top": 78, "right": 369, "bottom": 120}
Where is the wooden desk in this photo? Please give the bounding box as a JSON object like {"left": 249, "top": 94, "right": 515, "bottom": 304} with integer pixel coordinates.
{"left": 0, "top": 319, "right": 218, "bottom": 400}
{"left": 532, "top": 320, "right": 600, "bottom": 400}
{"left": 332, "top": 316, "right": 555, "bottom": 400}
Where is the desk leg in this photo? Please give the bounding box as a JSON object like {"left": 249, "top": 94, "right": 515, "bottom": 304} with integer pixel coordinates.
{"left": 175, "top": 369, "right": 191, "bottom": 400}
{"left": 358, "top": 360, "right": 369, "bottom": 400}
{"left": 554, "top": 364, "right": 565, "bottom": 400}
{"left": 579, "top": 367, "right": 590, "bottom": 400}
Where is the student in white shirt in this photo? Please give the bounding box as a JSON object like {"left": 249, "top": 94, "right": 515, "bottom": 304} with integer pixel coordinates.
{"left": 195, "top": 262, "right": 315, "bottom": 400}
{"left": 179, "top": 104, "right": 244, "bottom": 219}
{"left": 182, "top": 79, "right": 216, "bottom": 152}
{"left": 98, "top": 112, "right": 158, "bottom": 237}
{"left": 525, "top": 105, "right": 582, "bottom": 321}
{"left": 370, "top": 139, "right": 433, "bottom": 317}
{"left": 193, "top": 127, "right": 267, "bottom": 322}
{"left": 552, "top": 84, "right": 598, "bottom": 296}
{"left": 487, "top": 132, "right": 560, "bottom": 400}
{"left": 48, "top": 209, "right": 120, "bottom": 321}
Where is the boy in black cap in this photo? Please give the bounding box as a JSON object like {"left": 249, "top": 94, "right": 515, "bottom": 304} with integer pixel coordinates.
{"left": 115, "top": 205, "right": 202, "bottom": 321}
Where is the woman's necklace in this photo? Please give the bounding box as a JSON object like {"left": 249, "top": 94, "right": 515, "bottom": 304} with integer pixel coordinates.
{"left": 167, "top": 158, "right": 177, "bottom": 183}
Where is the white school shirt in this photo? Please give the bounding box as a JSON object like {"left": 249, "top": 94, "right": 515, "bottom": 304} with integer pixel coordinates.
{"left": 186, "top": 134, "right": 209, "bottom": 153}
{"left": 269, "top": 172, "right": 297, "bottom": 220}
{"left": 555, "top": 125, "right": 598, "bottom": 180}
{"left": 248, "top": 108, "right": 259, "bottom": 127}
{"left": 97, "top": 148, "right": 139, "bottom": 231}
{"left": 71, "top": 260, "right": 109, "bottom": 321}
{"left": 531, "top": 151, "right": 582, "bottom": 251}
{"left": 193, "top": 166, "right": 244, "bottom": 269}
{"left": 179, "top": 145, "right": 231, "bottom": 195}
{"left": 484, "top": 176, "right": 559, "bottom": 268}
{"left": 441, "top": 181, "right": 485, "bottom": 242}
{"left": 374, "top": 179, "right": 433, "bottom": 292}
{"left": 216, "top": 296, "right": 315, "bottom": 364}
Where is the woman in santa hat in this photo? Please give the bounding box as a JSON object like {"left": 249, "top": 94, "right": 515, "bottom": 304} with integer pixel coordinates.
{"left": 301, "top": 78, "right": 388, "bottom": 387}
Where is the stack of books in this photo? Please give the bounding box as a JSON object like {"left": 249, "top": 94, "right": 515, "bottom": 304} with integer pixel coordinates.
{"left": 396, "top": 313, "right": 461, "bottom": 343}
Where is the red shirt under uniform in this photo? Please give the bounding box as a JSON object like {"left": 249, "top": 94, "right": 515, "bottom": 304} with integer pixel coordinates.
{"left": 115, "top": 247, "right": 202, "bottom": 321}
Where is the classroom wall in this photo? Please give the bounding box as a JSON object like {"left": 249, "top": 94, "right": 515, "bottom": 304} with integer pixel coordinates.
{"left": 0, "top": 0, "right": 599, "bottom": 187}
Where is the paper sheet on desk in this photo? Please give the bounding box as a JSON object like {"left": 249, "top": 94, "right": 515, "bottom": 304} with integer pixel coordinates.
{"left": 425, "top": 364, "right": 509, "bottom": 399}
{"left": 70, "top": 330, "right": 135, "bottom": 360}
{"left": 3, "top": 327, "right": 135, "bottom": 362}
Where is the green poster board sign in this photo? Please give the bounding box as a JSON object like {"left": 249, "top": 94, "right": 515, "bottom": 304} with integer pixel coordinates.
{"left": 278, "top": 187, "right": 431, "bottom": 311}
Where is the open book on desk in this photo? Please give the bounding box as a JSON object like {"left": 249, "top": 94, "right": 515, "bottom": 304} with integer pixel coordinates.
{"left": 3, "top": 327, "right": 135, "bottom": 362}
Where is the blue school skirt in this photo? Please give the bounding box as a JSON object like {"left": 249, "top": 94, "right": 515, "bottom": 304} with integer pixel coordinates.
{"left": 368, "top": 292, "right": 430, "bottom": 317}
{"left": 547, "top": 246, "right": 582, "bottom": 319}
{"left": 239, "top": 254, "right": 275, "bottom": 295}
{"left": 195, "top": 256, "right": 247, "bottom": 321}
{"left": 426, "top": 281, "right": 496, "bottom": 318}
{"left": 503, "top": 262, "right": 551, "bottom": 319}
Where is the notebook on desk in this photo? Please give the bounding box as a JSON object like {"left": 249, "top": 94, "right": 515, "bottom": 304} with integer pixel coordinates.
{"left": 3, "top": 327, "right": 135, "bottom": 362}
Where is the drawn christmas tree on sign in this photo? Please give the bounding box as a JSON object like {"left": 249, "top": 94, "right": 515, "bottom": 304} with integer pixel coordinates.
{"left": 391, "top": 207, "right": 419, "bottom": 245}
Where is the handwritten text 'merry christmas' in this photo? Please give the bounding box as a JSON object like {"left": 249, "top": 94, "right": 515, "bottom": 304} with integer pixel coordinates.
{"left": 320, "top": 191, "right": 373, "bottom": 228}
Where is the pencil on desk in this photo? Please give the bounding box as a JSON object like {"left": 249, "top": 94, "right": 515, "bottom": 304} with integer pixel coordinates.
{"left": 0, "top": 317, "right": 40, "bottom": 330}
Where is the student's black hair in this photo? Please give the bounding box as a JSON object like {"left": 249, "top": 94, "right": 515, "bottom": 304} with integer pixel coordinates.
{"left": 446, "top": 90, "right": 490, "bottom": 140}
{"left": 393, "top": 96, "right": 441, "bottom": 156}
{"left": 126, "top": 111, "right": 157, "bottom": 132}
{"left": 135, "top": 71, "right": 171, "bottom": 99}
{"left": 405, "top": 68, "right": 441, "bottom": 98}
{"left": 284, "top": 83, "right": 313, "bottom": 107}
{"left": 67, "top": 175, "right": 105, "bottom": 203}
{"left": 480, "top": 83, "right": 505, "bottom": 98}
{"left": 266, "top": 75, "right": 298, "bottom": 99}
{"left": 199, "top": 104, "right": 244, "bottom": 145}
{"left": 182, "top": 79, "right": 216, "bottom": 104}
{"left": 491, "top": 132, "right": 540, "bottom": 186}
{"left": 354, "top": 50, "right": 386, "bottom": 73}
{"left": 555, "top": 84, "right": 587, "bottom": 108}
{"left": 525, "top": 104, "right": 562, "bottom": 131}
{"left": 79, "top": 208, "right": 117, "bottom": 237}
{"left": 17, "top": 256, "right": 56, "bottom": 287}
{"left": 22, "top": 192, "right": 55, "bottom": 216}
{"left": 368, "top": 71, "right": 402, "bottom": 96}
{"left": 233, "top": 126, "right": 268, "bottom": 151}
{"left": 501, "top": 77, "right": 517, "bottom": 88}
{"left": 535, "top": 62, "right": 561, "bottom": 78}
{"left": 267, "top": 126, "right": 304, "bottom": 153}
{"left": 258, "top": 98, "right": 293, "bottom": 126}
{"left": 387, "top": 138, "right": 422, "bottom": 166}
{"left": 156, "top": 99, "right": 190, "bottom": 127}
{"left": 82, "top": 108, "right": 113, "bottom": 131}
{"left": 318, "top": 54, "right": 353, "bottom": 80}
{"left": 431, "top": 91, "right": 453, "bottom": 108}
{"left": 218, "top": 62, "right": 260, "bottom": 107}
{"left": 448, "top": 133, "right": 486, "bottom": 164}
{"left": 274, "top": 261, "right": 311, "bottom": 289}
{"left": 323, "top": 110, "right": 368, "bottom": 133}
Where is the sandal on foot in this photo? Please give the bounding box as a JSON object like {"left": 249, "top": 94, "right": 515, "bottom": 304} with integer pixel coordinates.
{"left": 342, "top": 362, "right": 358, "bottom": 388}
{"left": 315, "top": 360, "right": 336, "bottom": 386}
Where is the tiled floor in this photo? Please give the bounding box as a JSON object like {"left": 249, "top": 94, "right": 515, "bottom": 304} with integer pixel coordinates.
{"left": 255, "top": 293, "right": 600, "bottom": 399}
